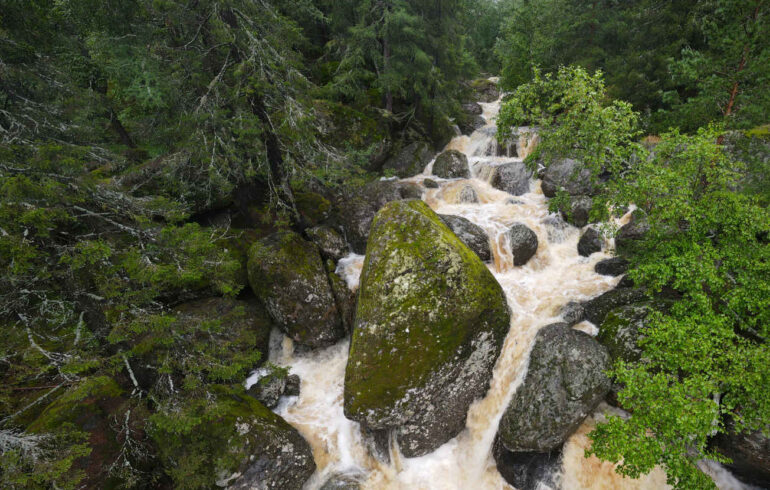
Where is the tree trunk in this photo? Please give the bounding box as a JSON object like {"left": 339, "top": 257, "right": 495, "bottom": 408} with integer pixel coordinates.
{"left": 383, "top": 36, "right": 393, "bottom": 113}
{"left": 249, "top": 94, "right": 301, "bottom": 225}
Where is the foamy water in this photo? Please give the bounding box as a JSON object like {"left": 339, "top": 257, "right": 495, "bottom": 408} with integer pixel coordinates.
{"left": 247, "top": 89, "right": 748, "bottom": 490}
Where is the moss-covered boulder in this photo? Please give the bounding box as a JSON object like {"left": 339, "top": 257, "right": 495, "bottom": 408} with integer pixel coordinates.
{"left": 470, "top": 78, "right": 500, "bottom": 103}
{"left": 439, "top": 214, "right": 492, "bottom": 262}
{"left": 433, "top": 149, "right": 470, "bottom": 179}
{"left": 343, "top": 200, "right": 510, "bottom": 457}
{"left": 492, "top": 162, "right": 532, "bottom": 196}
{"left": 497, "top": 323, "right": 611, "bottom": 453}
{"left": 598, "top": 303, "right": 652, "bottom": 363}
{"left": 248, "top": 231, "right": 345, "bottom": 349}
{"left": 153, "top": 388, "right": 315, "bottom": 490}
{"left": 382, "top": 141, "right": 433, "bottom": 178}
{"left": 583, "top": 286, "right": 646, "bottom": 325}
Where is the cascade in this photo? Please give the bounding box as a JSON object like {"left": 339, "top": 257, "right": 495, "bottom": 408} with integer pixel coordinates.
{"left": 249, "top": 93, "right": 749, "bottom": 490}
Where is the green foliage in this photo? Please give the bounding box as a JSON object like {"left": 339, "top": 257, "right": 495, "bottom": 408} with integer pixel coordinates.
{"left": 588, "top": 127, "right": 770, "bottom": 488}
{"left": 498, "top": 66, "right": 642, "bottom": 180}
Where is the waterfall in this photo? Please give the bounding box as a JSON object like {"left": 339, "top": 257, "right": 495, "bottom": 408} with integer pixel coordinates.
{"left": 255, "top": 94, "right": 749, "bottom": 490}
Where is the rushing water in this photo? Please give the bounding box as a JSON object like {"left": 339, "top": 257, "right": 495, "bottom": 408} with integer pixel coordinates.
{"left": 251, "top": 93, "right": 747, "bottom": 490}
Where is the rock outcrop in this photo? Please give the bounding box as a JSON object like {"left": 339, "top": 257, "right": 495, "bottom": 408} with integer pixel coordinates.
{"left": 344, "top": 200, "right": 510, "bottom": 457}
{"left": 307, "top": 225, "right": 348, "bottom": 261}
{"left": 497, "top": 323, "right": 611, "bottom": 453}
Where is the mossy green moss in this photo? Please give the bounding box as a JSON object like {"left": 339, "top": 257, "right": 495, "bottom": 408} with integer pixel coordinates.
{"left": 295, "top": 191, "right": 332, "bottom": 226}
{"left": 151, "top": 385, "right": 314, "bottom": 489}
{"left": 344, "top": 200, "right": 509, "bottom": 420}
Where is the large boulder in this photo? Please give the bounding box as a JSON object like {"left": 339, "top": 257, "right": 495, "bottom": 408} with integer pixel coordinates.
{"left": 577, "top": 227, "right": 602, "bottom": 257}
{"left": 248, "top": 231, "right": 345, "bottom": 348}
{"left": 711, "top": 420, "right": 770, "bottom": 488}
{"left": 433, "top": 149, "right": 470, "bottom": 179}
{"left": 344, "top": 200, "right": 510, "bottom": 457}
{"left": 615, "top": 210, "right": 650, "bottom": 255}
{"left": 541, "top": 158, "right": 594, "bottom": 198}
{"left": 507, "top": 223, "right": 539, "bottom": 266}
{"left": 439, "top": 214, "right": 492, "bottom": 262}
{"left": 471, "top": 78, "right": 500, "bottom": 103}
{"left": 491, "top": 162, "right": 532, "bottom": 196}
{"left": 307, "top": 225, "right": 348, "bottom": 261}
{"left": 339, "top": 180, "right": 423, "bottom": 253}
{"left": 583, "top": 286, "right": 646, "bottom": 325}
{"left": 382, "top": 141, "right": 433, "bottom": 178}
{"left": 497, "top": 323, "right": 611, "bottom": 453}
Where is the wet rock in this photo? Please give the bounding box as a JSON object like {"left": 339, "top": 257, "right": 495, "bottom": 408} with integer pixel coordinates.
{"left": 423, "top": 178, "right": 439, "bottom": 189}
{"left": 598, "top": 304, "right": 651, "bottom": 363}
{"left": 433, "top": 149, "right": 470, "bottom": 179}
{"left": 506, "top": 198, "right": 524, "bottom": 206}
{"left": 248, "top": 231, "right": 345, "bottom": 349}
{"left": 344, "top": 200, "right": 510, "bottom": 457}
{"left": 541, "top": 214, "right": 571, "bottom": 244}
{"left": 711, "top": 420, "right": 770, "bottom": 488}
{"left": 382, "top": 141, "right": 433, "bottom": 178}
{"left": 578, "top": 227, "right": 602, "bottom": 257}
{"left": 493, "top": 437, "right": 563, "bottom": 490}
{"left": 559, "top": 301, "right": 585, "bottom": 326}
{"left": 583, "top": 286, "right": 646, "bottom": 325}
{"left": 223, "top": 394, "right": 315, "bottom": 490}
{"left": 320, "top": 473, "right": 363, "bottom": 490}
{"left": 458, "top": 185, "right": 479, "bottom": 203}
{"left": 497, "top": 323, "right": 611, "bottom": 453}
{"left": 594, "top": 257, "right": 629, "bottom": 276}
{"left": 507, "top": 223, "right": 539, "bottom": 266}
{"left": 462, "top": 102, "right": 483, "bottom": 115}
{"left": 491, "top": 161, "right": 532, "bottom": 196}
{"left": 561, "top": 195, "right": 593, "bottom": 228}
{"left": 247, "top": 367, "right": 287, "bottom": 409}
{"left": 326, "top": 258, "right": 357, "bottom": 334}
{"left": 398, "top": 182, "right": 423, "bottom": 199}
{"left": 615, "top": 210, "right": 650, "bottom": 255}
{"left": 339, "top": 180, "right": 425, "bottom": 253}
{"left": 439, "top": 214, "right": 492, "bottom": 262}
{"left": 541, "top": 158, "right": 594, "bottom": 198}
{"left": 460, "top": 115, "right": 487, "bottom": 135}
{"left": 307, "top": 225, "right": 348, "bottom": 261}
{"left": 285, "top": 374, "right": 301, "bottom": 397}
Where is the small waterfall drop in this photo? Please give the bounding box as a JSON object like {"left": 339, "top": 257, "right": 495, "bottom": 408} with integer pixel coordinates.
{"left": 256, "top": 91, "right": 748, "bottom": 490}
